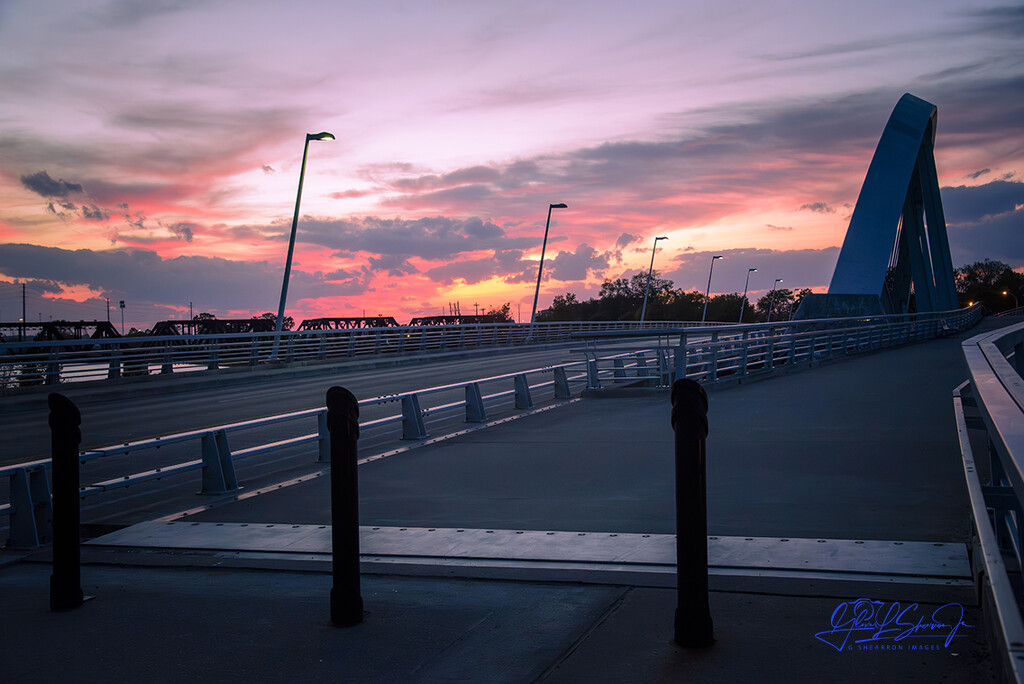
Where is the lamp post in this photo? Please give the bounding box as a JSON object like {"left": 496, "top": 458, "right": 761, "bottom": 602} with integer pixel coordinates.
{"left": 701, "top": 255, "right": 723, "bottom": 323}
{"left": 119, "top": 300, "right": 125, "bottom": 335}
{"left": 739, "top": 268, "right": 757, "bottom": 323}
{"left": 529, "top": 202, "right": 568, "bottom": 327}
{"left": 1004, "top": 290, "right": 1019, "bottom": 309}
{"left": 272, "top": 131, "right": 335, "bottom": 360}
{"left": 640, "top": 236, "right": 669, "bottom": 323}
{"left": 767, "top": 278, "right": 783, "bottom": 322}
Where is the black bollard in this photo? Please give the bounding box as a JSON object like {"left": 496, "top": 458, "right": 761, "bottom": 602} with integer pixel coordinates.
{"left": 670, "top": 379, "right": 713, "bottom": 647}
{"left": 49, "top": 392, "right": 84, "bottom": 611}
{"left": 327, "top": 386, "right": 364, "bottom": 626}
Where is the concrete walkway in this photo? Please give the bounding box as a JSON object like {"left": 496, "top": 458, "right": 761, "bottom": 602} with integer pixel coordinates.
{"left": 1, "top": 319, "right": 1011, "bottom": 682}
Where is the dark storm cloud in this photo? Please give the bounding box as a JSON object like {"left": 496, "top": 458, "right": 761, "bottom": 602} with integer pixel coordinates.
{"left": 665, "top": 248, "right": 841, "bottom": 293}
{"left": 942, "top": 180, "right": 1024, "bottom": 266}
{"left": 0, "top": 243, "right": 367, "bottom": 311}
{"left": 81, "top": 204, "right": 110, "bottom": 221}
{"left": 298, "top": 215, "right": 536, "bottom": 260}
{"left": 20, "top": 171, "right": 84, "bottom": 198}
{"left": 547, "top": 244, "right": 611, "bottom": 282}
{"left": 941, "top": 180, "right": 1024, "bottom": 223}
{"left": 168, "top": 222, "right": 197, "bottom": 242}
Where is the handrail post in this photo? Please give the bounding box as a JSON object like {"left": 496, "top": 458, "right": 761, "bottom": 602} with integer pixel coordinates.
{"left": 200, "top": 430, "right": 237, "bottom": 493}
{"left": 670, "top": 379, "right": 713, "bottom": 647}
{"left": 49, "top": 392, "right": 84, "bottom": 611}
{"left": 401, "top": 394, "right": 428, "bottom": 439}
{"left": 465, "top": 383, "right": 487, "bottom": 422}
{"left": 514, "top": 374, "right": 534, "bottom": 409}
{"left": 317, "top": 409, "right": 331, "bottom": 462}
{"left": 327, "top": 386, "right": 363, "bottom": 627}
{"left": 553, "top": 366, "right": 571, "bottom": 399}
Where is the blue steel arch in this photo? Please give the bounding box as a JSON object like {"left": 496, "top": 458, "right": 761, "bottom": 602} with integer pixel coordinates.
{"left": 798, "top": 94, "right": 957, "bottom": 318}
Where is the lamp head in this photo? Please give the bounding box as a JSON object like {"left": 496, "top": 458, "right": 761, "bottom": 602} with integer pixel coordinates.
{"left": 712, "top": 255, "right": 723, "bottom": 260}
{"left": 750, "top": 268, "right": 758, "bottom": 273}
{"left": 550, "top": 203, "right": 568, "bottom": 209}
{"left": 655, "top": 236, "right": 668, "bottom": 241}
{"left": 307, "top": 132, "right": 335, "bottom": 141}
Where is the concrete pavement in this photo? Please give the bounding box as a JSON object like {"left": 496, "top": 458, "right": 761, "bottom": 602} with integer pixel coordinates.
{"left": 0, "top": 319, "right": 1012, "bottom": 682}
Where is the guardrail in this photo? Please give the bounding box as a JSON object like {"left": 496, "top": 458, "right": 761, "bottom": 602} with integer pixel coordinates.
{"left": 0, "top": 319, "right": 722, "bottom": 391}
{"left": 955, "top": 320, "right": 1024, "bottom": 684}
{"left": 2, "top": 304, "right": 982, "bottom": 549}
{"left": 575, "top": 306, "right": 982, "bottom": 385}
{"left": 1, "top": 348, "right": 670, "bottom": 548}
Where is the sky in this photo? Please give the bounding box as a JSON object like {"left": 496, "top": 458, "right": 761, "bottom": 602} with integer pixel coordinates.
{"left": 0, "top": 0, "right": 1022, "bottom": 329}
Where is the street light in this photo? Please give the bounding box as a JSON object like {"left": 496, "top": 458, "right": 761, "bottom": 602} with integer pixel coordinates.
{"left": 529, "top": 202, "right": 568, "bottom": 326}
{"left": 1003, "top": 290, "right": 1019, "bottom": 309}
{"left": 640, "top": 236, "right": 668, "bottom": 323}
{"left": 119, "top": 300, "right": 125, "bottom": 335}
{"left": 272, "top": 131, "right": 335, "bottom": 360}
{"left": 739, "top": 268, "right": 757, "bottom": 323}
{"left": 701, "top": 255, "right": 723, "bottom": 323}
{"left": 767, "top": 278, "right": 783, "bottom": 322}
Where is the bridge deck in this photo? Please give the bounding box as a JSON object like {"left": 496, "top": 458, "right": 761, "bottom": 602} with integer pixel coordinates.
{"left": 2, "top": 320, "right": 1010, "bottom": 682}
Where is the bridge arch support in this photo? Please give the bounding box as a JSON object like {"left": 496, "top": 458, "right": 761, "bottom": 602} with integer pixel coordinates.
{"left": 797, "top": 93, "right": 958, "bottom": 318}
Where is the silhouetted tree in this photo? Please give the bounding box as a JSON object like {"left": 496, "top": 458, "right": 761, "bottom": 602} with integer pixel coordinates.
{"left": 955, "top": 259, "right": 1024, "bottom": 313}
{"left": 755, "top": 287, "right": 795, "bottom": 322}
{"left": 252, "top": 311, "right": 294, "bottom": 330}
{"left": 484, "top": 303, "right": 513, "bottom": 322}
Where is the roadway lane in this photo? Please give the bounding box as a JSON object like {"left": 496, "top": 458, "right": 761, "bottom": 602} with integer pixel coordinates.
{"left": 0, "top": 343, "right": 599, "bottom": 466}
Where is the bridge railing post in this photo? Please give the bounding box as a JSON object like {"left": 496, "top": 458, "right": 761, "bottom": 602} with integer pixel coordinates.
{"left": 326, "top": 386, "right": 363, "bottom": 626}
{"left": 49, "top": 392, "right": 84, "bottom": 611}
{"left": 587, "top": 359, "right": 601, "bottom": 389}
{"left": 317, "top": 410, "right": 331, "bottom": 462}
{"left": 401, "top": 394, "right": 428, "bottom": 439}
{"left": 7, "top": 465, "right": 52, "bottom": 549}
{"left": 553, "top": 366, "right": 571, "bottom": 399}
{"left": 200, "top": 429, "right": 237, "bottom": 493}
{"left": 514, "top": 374, "right": 534, "bottom": 409}
{"left": 670, "top": 378, "right": 713, "bottom": 647}
{"left": 465, "top": 383, "right": 487, "bottom": 422}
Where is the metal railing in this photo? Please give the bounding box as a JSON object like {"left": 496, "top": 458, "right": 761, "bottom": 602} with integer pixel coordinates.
{"left": 1, "top": 348, "right": 670, "bottom": 547}
{"left": 575, "top": 306, "right": 982, "bottom": 384}
{"left": 2, "top": 304, "right": 982, "bottom": 549}
{"left": 955, "top": 320, "right": 1024, "bottom": 683}
{"left": 0, "top": 319, "right": 723, "bottom": 391}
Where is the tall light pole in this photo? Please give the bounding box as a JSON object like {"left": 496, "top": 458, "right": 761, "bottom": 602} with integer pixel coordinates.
{"left": 739, "top": 268, "right": 757, "bottom": 323}
{"left": 767, "top": 278, "right": 783, "bottom": 322}
{"left": 701, "top": 255, "right": 723, "bottom": 323}
{"left": 640, "top": 236, "right": 668, "bottom": 323}
{"left": 119, "top": 300, "right": 125, "bottom": 335}
{"left": 272, "top": 131, "right": 335, "bottom": 360}
{"left": 529, "top": 202, "right": 568, "bottom": 326}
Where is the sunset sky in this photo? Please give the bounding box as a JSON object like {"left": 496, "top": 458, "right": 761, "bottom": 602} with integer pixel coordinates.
{"left": 1, "top": 0, "right": 1022, "bottom": 329}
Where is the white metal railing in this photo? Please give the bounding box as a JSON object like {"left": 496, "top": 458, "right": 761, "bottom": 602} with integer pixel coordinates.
{"left": 2, "top": 305, "right": 982, "bottom": 548}
{"left": 574, "top": 305, "right": 982, "bottom": 384}
{"left": 0, "top": 319, "right": 724, "bottom": 391}
{"left": 956, "top": 320, "right": 1024, "bottom": 683}
{"left": 1, "top": 348, "right": 670, "bottom": 547}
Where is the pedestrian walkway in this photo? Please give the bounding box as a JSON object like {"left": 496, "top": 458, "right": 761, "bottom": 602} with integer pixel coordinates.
{"left": 0, "top": 320, "right": 1009, "bottom": 682}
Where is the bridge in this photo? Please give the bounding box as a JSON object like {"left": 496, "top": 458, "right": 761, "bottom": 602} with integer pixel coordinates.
{"left": 2, "top": 94, "right": 1023, "bottom": 682}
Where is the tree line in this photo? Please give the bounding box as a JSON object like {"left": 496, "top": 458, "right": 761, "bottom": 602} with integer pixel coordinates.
{"left": 537, "top": 272, "right": 810, "bottom": 323}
